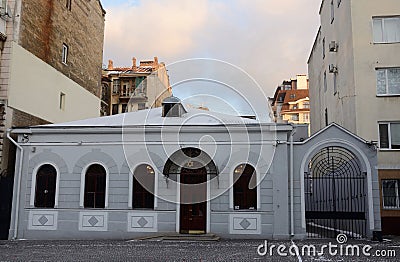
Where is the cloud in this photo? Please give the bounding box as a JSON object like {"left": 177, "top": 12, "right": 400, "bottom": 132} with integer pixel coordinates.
{"left": 102, "top": 0, "right": 321, "bottom": 114}
{"left": 104, "top": 0, "right": 209, "bottom": 64}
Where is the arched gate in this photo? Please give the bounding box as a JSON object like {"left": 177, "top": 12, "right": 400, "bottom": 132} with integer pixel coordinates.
{"left": 305, "top": 146, "right": 367, "bottom": 238}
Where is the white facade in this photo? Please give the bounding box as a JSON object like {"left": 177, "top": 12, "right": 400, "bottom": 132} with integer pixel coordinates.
{"left": 7, "top": 102, "right": 381, "bottom": 240}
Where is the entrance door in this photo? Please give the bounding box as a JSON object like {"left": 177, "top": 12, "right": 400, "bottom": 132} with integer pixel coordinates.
{"left": 180, "top": 167, "right": 207, "bottom": 234}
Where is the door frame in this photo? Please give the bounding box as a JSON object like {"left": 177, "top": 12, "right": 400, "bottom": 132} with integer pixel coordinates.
{"left": 176, "top": 167, "right": 210, "bottom": 234}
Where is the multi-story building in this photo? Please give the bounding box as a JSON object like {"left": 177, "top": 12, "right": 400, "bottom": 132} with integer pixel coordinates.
{"left": 270, "top": 75, "right": 310, "bottom": 125}
{"left": 0, "top": 0, "right": 106, "bottom": 239}
{"left": 308, "top": 0, "right": 400, "bottom": 235}
{"left": 101, "top": 57, "right": 171, "bottom": 116}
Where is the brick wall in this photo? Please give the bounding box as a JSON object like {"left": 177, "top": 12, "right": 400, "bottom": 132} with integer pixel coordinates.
{"left": 11, "top": 108, "right": 50, "bottom": 127}
{"left": 18, "top": 0, "right": 105, "bottom": 97}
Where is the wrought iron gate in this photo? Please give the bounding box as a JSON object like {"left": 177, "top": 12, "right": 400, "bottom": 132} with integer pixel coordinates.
{"left": 305, "top": 146, "right": 367, "bottom": 239}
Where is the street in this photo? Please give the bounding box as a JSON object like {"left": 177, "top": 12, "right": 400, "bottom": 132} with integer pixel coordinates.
{"left": 0, "top": 237, "right": 399, "bottom": 261}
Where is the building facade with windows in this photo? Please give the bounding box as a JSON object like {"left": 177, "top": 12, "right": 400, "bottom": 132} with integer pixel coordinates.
{"left": 307, "top": 0, "right": 400, "bottom": 234}
{"left": 101, "top": 57, "right": 172, "bottom": 116}
{"left": 0, "top": 0, "right": 106, "bottom": 239}
{"left": 270, "top": 75, "right": 310, "bottom": 126}
{"left": 7, "top": 97, "right": 381, "bottom": 240}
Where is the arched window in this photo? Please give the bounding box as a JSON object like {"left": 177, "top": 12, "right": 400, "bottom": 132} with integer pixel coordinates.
{"left": 84, "top": 164, "right": 106, "bottom": 208}
{"left": 34, "top": 164, "right": 57, "bottom": 208}
{"left": 233, "top": 164, "right": 257, "bottom": 210}
{"left": 133, "top": 164, "right": 155, "bottom": 209}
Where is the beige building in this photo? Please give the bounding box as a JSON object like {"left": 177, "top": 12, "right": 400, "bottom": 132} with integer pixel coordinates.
{"left": 308, "top": 0, "right": 400, "bottom": 235}
{"left": 0, "top": 0, "right": 106, "bottom": 239}
{"left": 270, "top": 75, "right": 310, "bottom": 125}
{"left": 101, "top": 57, "right": 172, "bottom": 115}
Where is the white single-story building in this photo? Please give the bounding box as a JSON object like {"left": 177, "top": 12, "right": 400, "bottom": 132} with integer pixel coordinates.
{"left": 8, "top": 97, "right": 381, "bottom": 239}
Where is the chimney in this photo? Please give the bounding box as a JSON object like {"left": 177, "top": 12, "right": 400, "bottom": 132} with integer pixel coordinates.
{"left": 154, "top": 56, "right": 159, "bottom": 69}
{"left": 107, "top": 60, "right": 114, "bottom": 70}
{"left": 132, "top": 57, "right": 137, "bottom": 70}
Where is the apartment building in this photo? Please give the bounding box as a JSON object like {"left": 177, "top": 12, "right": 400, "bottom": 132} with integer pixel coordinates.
{"left": 308, "top": 0, "right": 400, "bottom": 235}
{"left": 270, "top": 75, "right": 310, "bottom": 125}
{"left": 101, "top": 57, "right": 171, "bottom": 115}
{"left": 0, "top": 0, "right": 105, "bottom": 239}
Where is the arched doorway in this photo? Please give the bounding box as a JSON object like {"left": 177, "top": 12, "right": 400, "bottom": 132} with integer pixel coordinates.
{"left": 163, "top": 147, "right": 218, "bottom": 234}
{"left": 304, "top": 146, "right": 367, "bottom": 238}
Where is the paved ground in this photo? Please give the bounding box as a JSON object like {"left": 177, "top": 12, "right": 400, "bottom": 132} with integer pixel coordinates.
{"left": 0, "top": 237, "right": 399, "bottom": 261}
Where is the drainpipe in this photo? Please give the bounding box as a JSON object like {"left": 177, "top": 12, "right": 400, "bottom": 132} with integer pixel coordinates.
{"left": 7, "top": 130, "right": 23, "bottom": 240}
{"left": 290, "top": 126, "right": 296, "bottom": 237}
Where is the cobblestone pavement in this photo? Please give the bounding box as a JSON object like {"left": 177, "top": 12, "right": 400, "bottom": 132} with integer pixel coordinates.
{"left": 0, "top": 237, "right": 399, "bottom": 261}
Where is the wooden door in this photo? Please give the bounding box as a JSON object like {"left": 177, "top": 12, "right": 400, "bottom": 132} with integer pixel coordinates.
{"left": 180, "top": 167, "right": 207, "bottom": 234}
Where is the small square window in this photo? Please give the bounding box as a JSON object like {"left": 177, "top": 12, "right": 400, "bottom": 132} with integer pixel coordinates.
{"left": 62, "top": 43, "right": 68, "bottom": 65}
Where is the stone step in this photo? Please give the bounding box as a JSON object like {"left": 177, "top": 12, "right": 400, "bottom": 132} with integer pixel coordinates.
{"left": 131, "top": 233, "right": 220, "bottom": 242}
{"left": 163, "top": 233, "right": 220, "bottom": 241}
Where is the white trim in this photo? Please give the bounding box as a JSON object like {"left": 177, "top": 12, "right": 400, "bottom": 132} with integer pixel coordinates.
{"left": 299, "top": 139, "right": 375, "bottom": 231}
{"left": 229, "top": 163, "right": 260, "bottom": 210}
{"left": 229, "top": 213, "right": 262, "bottom": 235}
{"left": 127, "top": 212, "right": 158, "bottom": 232}
{"left": 30, "top": 162, "right": 60, "bottom": 208}
{"left": 62, "top": 43, "right": 68, "bottom": 65}
{"left": 128, "top": 163, "right": 157, "bottom": 209}
{"left": 78, "top": 211, "right": 108, "bottom": 231}
{"left": 79, "top": 162, "right": 109, "bottom": 208}
{"left": 28, "top": 210, "right": 58, "bottom": 231}
{"left": 377, "top": 165, "right": 400, "bottom": 170}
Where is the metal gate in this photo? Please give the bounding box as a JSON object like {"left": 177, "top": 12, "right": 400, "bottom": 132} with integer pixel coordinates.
{"left": 305, "top": 146, "right": 367, "bottom": 239}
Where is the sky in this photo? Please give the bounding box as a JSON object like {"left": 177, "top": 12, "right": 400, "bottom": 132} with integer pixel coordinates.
{"left": 101, "top": 0, "right": 321, "bottom": 118}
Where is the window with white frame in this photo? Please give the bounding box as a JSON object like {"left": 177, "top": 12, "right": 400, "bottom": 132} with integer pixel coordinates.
{"left": 379, "top": 122, "right": 400, "bottom": 149}
{"left": 132, "top": 164, "right": 155, "bottom": 209}
{"left": 62, "top": 43, "right": 68, "bottom": 64}
{"left": 376, "top": 68, "right": 400, "bottom": 95}
{"left": 373, "top": 17, "right": 400, "bottom": 43}
{"left": 84, "top": 164, "right": 106, "bottom": 208}
{"left": 382, "top": 180, "right": 400, "bottom": 209}
{"left": 233, "top": 164, "right": 257, "bottom": 210}
{"left": 34, "top": 164, "right": 57, "bottom": 208}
